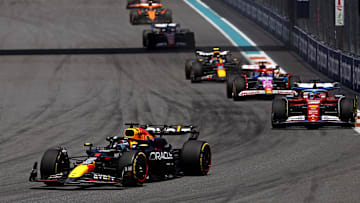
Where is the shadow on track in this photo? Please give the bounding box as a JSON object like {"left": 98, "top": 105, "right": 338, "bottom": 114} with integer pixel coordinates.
{"left": 0, "top": 45, "right": 288, "bottom": 55}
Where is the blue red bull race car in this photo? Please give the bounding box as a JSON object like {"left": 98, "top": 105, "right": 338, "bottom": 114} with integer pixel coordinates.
{"left": 185, "top": 48, "right": 242, "bottom": 82}
{"left": 29, "top": 124, "right": 211, "bottom": 187}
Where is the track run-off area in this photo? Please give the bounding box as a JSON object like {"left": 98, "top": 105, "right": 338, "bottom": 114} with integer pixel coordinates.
{"left": 0, "top": 0, "right": 360, "bottom": 202}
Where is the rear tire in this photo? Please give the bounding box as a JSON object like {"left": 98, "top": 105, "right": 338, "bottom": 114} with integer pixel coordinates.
{"left": 191, "top": 62, "right": 202, "bottom": 83}
{"left": 118, "top": 151, "right": 148, "bottom": 187}
{"left": 145, "top": 33, "right": 156, "bottom": 49}
{"left": 185, "top": 59, "right": 193, "bottom": 80}
{"left": 226, "top": 75, "right": 236, "bottom": 98}
{"left": 288, "top": 75, "right": 301, "bottom": 89}
{"left": 181, "top": 141, "right": 211, "bottom": 176}
{"left": 164, "top": 9, "right": 172, "bottom": 23}
{"left": 40, "top": 148, "right": 69, "bottom": 186}
{"left": 233, "top": 77, "right": 246, "bottom": 101}
{"left": 271, "top": 96, "right": 287, "bottom": 128}
{"left": 142, "top": 30, "right": 152, "bottom": 47}
{"left": 130, "top": 10, "right": 138, "bottom": 25}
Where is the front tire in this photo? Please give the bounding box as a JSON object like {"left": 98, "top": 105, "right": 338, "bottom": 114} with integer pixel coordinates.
{"left": 40, "top": 148, "right": 70, "bottom": 186}
{"left": 185, "top": 59, "right": 193, "bottom": 80}
{"left": 340, "top": 96, "right": 356, "bottom": 125}
{"left": 190, "top": 62, "right": 202, "bottom": 83}
{"left": 181, "top": 141, "right": 211, "bottom": 176}
{"left": 233, "top": 77, "right": 246, "bottom": 101}
{"left": 118, "top": 151, "right": 148, "bottom": 187}
{"left": 271, "top": 96, "right": 287, "bottom": 128}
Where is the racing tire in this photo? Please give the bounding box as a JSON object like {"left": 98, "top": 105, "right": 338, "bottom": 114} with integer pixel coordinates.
{"left": 340, "top": 96, "right": 356, "bottom": 125}
{"left": 40, "top": 148, "right": 70, "bottom": 186}
{"left": 185, "top": 32, "right": 195, "bottom": 49}
{"left": 142, "top": 30, "right": 152, "bottom": 48}
{"left": 271, "top": 95, "right": 287, "bottom": 128}
{"left": 181, "top": 141, "right": 211, "bottom": 176}
{"left": 190, "top": 62, "right": 202, "bottom": 83}
{"left": 288, "top": 75, "right": 301, "bottom": 89}
{"left": 129, "top": 10, "right": 139, "bottom": 25}
{"left": 185, "top": 59, "right": 193, "bottom": 80}
{"left": 118, "top": 151, "right": 148, "bottom": 187}
{"left": 164, "top": 9, "right": 172, "bottom": 23}
{"left": 145, "top": 33, "right": 156, "bottom": 49}
{"left": 233, "top": 76, "right": 246, "bottom": 101}
{"left": 226, "top": 74, "right": 236, "bottom": 98}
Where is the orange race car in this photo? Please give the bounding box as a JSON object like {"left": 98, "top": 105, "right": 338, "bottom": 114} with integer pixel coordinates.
{"left": 128, "top": 1, "right": 172, "bottom": 25}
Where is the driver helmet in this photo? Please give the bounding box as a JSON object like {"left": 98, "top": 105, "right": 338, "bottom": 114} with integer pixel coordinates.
{"left": 266, "top": 70, "right": 273, "bottom": 77}
{"left": 308, "top": 92, "right": 317, "bottom": 99}
{"left": 116, "top": 139, "right": 129, "bottom": 150}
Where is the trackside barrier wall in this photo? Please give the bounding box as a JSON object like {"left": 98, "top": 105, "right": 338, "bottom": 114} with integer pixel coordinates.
{"left": 224, "top": 0, "right": 360, "bottom": 93}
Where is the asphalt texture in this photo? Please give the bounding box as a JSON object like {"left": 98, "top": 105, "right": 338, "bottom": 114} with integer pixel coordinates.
{"left": 0, "top": 0, "right": 360, "bottom": 202}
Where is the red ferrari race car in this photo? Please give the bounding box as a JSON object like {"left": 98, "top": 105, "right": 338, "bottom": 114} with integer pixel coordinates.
{"left": 271, "top": 82, "right": 357, "bottom": 129}
{"left": 227, "top": 63, "right": 300, "bottom": 100}
{"left": 128, "top": 1, "right": 172, "bottom": 25}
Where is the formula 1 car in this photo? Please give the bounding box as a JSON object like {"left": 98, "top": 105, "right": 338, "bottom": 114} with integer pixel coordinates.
{"left": 228, "top": 63, "right": 300, "bottom": 100}
{"left": 127, "top": 0, "right": 161, "bottom": 9}
{"left": 143, "top": 23, "right": 195, "bottom": 49}
{"left": 271, "top": 82, "right": 357, "bottom": 128}
{"left": 128, "top": 1, "right": 172, "bottom": 25}
{"left": 29, "top": 124, "right": 211, "bottom": 187}
{"left": 185, "top": 48, "right": 241, "bottom": 82}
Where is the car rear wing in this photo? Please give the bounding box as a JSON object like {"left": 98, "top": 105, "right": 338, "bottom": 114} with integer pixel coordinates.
{"left": 241, "top": 64, "right": 278, "bottom": 70}
{"left": 292, "top": 82, "right": 341, "bottom": 90}
{"left": 152, "top": 23, "right": 179, "bottom": 29}
{"left": 125, "top": 123, "right": 199, "bottom": 140}
{"left": 196, "top": 51, "right": 229, "bottom": 57}
{"left": 127, "top": 2, "right": 162, "bottom": 9}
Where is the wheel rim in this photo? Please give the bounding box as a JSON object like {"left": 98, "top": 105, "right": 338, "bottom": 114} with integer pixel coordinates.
{"left": 133, "top": 153, "right": 147, "bottom": 183}
{"left": 200, "top": 143, "right": 211, "bottom": 173}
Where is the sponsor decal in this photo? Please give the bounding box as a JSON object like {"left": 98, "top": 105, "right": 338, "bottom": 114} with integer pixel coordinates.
{"left": 307, "top": 100, "right": 321, "bottom": 104}
{"left": 149, "top": 151, "right": 173, "bottom": 160}
{"left": 94, "top": 174, "right": 115, "bottom": 181}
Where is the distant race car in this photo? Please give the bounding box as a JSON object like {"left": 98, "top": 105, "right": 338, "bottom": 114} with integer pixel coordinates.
{"left": 128, "top": 1, "right": 172, "bottom": 25}
{"left": 185, "top": 48, "right": 242, "bottom": 82}
{"left": 271, "top": 82, "right": 357, "bottom": 128}
{"left": 127, "top": 0, "right": 161, "bottom": 9}
{"left": 143, "top": 23, "right": 195, "bottom": 49}
{"left": 29, "top": 124, "right": 211, "bottom": 187}
{"left": 227, "top": 63, "right": 300, "bottom": 100}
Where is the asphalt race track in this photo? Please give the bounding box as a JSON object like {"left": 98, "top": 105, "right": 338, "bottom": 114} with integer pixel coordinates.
{"left": 0, "top": 0, "right": 360, "bottom": 202}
